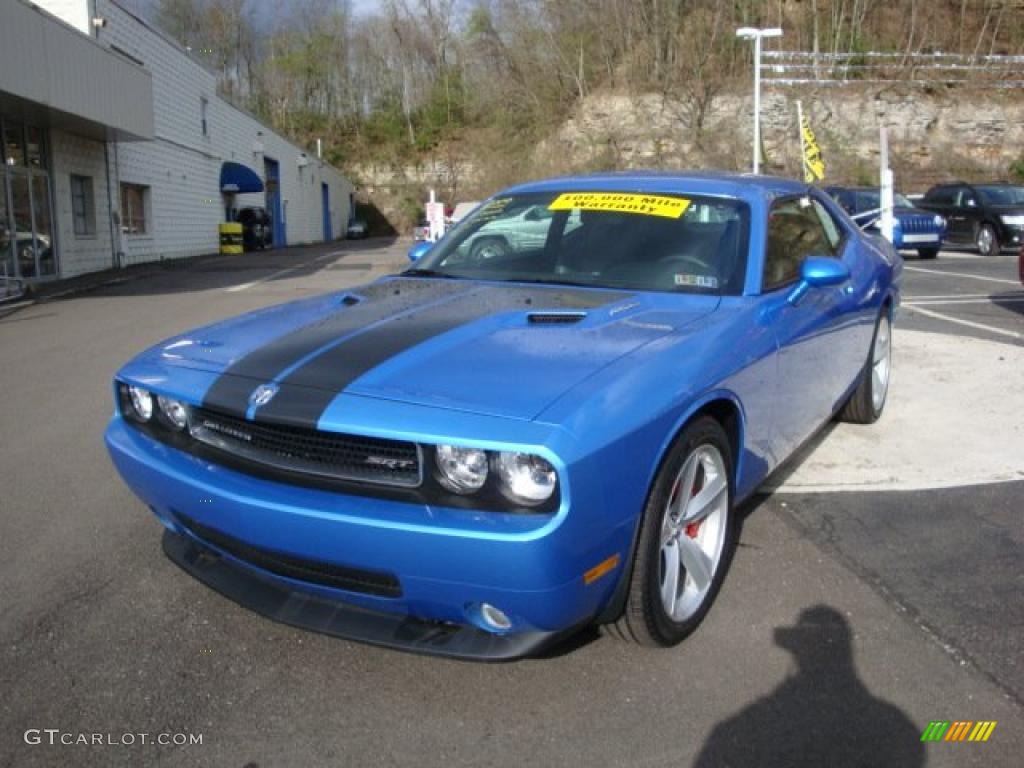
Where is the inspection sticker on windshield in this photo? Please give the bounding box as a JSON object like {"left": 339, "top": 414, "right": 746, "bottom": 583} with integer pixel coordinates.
{"left": 675, "top": 274, "right": 718, "bottom": 289}
{"left": 549, "top": 193, "right": 691, "bottom": 219}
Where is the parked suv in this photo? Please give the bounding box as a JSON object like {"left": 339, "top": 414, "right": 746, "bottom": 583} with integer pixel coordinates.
{"left": 917, "top": 182, "right": 1024, "bottom": 256}
{"left": 825, "top": 186, "right": 947, "bottom": 259}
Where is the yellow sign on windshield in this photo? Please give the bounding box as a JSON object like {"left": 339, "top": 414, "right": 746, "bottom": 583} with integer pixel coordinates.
{"left": 548, "top": 192, "right": 691, "bottom": 219}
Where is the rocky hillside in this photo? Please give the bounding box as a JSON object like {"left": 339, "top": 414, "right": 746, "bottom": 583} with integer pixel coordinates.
{"left": 351, "top": 84, "right": 1024, "bottom": 229}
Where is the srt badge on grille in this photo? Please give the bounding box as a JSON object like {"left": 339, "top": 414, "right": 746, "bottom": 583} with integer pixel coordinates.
{"left": 249, "top": 383, "right": 279, "bottom": 407}
{"left": 364, "top": 456, "right": 417, "bottom": 471}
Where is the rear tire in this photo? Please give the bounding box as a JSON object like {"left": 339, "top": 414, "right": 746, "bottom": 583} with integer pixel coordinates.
{"left": 839, "top": 311, "right": 892, "bottom": 424}
{"left": 917, "top": 248, "right": 939, "bottom": 260}
{"left": 609, "top": 417, "right": 736, "bottom": 647}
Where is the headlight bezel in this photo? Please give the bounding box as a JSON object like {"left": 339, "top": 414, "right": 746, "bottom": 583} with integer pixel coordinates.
{"left": 429, "top": 443, "right": 561, "bottom": 513}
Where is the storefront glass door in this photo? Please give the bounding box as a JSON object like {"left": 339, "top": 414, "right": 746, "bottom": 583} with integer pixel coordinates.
{"left": 0, "top": 118, "right": 56, "bottom": 279}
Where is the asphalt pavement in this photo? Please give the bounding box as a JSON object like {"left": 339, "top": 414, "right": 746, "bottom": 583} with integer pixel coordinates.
{"left": 0, "top": 241, "right": 1021, "bottom": 767}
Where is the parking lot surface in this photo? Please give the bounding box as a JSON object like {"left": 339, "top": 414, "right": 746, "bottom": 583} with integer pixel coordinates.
{"left": 1, "top": 242, "right": 1021, "bottom": 767}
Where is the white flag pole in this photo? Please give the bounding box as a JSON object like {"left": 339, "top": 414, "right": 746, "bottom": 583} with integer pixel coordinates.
{"left": 797, "top": 100, "right": 807, "bottom": 182}
{"left": 879, "top": 125, "right": 895, "bottom": 243}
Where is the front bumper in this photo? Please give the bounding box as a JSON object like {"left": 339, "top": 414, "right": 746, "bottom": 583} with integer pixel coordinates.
{"left": 162, "top": 529, "right": 575, "bottom": 660}
{"left": 106, "top": 417, "right": 627, "bottom": 659}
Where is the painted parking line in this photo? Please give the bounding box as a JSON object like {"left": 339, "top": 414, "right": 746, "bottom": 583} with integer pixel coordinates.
{"left": 904, "top": 296, "right": 1024, "bottom": 306}
{"left": 224, "top": 252, "right": 340, "bottom": 293}
{"left": 904, "top": 265, "right": 1021, "bottom": 286}
{"left": 903, "top": 305, "right": 1024, "bottom": 340}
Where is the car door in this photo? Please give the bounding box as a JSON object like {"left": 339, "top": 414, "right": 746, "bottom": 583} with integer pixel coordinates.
{"left": 760, "top": 195, "right": 860, "bottom": 459}
{"left": 921, "top": 186, "right": 959, "bottom": 242}
{"left": 948, "top": 186, "right": 982, "bottom": 244}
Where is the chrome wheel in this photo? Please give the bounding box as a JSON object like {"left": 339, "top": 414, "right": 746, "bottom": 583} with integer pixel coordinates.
{"left": 658, "top": 445, "right": 729, "bottom": 622}
{"left": 871, "top": 314, "right": 892, "bottom": 412}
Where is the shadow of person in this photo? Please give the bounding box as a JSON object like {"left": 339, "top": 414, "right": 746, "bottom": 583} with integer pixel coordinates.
{"left": 694, "top": 605, "right": 924, "bottom": 768}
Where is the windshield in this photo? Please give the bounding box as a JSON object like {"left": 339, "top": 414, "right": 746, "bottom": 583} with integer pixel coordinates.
{"left": 977, "top": 186, "right": 1024, "bottom": 206}
{"left": 849, "top": 190, "right": 914, "bottom": 212}
{"left": 410, "top": 192, "right": 750, "bottom": 295}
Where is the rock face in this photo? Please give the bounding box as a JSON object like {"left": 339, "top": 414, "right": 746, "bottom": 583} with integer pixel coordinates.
{"left": 545, "top": 86, "right": 1024, "bottom": 188}
{"left": 351, "top": 83, "right": 1024, "bottom": 231}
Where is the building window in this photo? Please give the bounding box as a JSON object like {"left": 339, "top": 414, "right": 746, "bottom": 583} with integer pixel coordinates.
{"left": 70, "top": 175, "right": 96, "bottom": 237}
{"left": 201, "top": 97, "right": 209, "bottom": 137}
{"left": 120, "top": 183, "right": 148, "bottom": 235}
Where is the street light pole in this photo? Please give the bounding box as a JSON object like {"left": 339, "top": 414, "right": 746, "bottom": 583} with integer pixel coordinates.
{"left": 736, "top": 27, "right": 783, "bottom": 175}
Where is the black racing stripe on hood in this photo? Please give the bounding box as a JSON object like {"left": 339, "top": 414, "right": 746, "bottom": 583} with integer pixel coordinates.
{"left": 202, "top": 279, "right": 473, "bottom": 417}
{"left": 254, "top": 284, "right": 633, "bottom": 429}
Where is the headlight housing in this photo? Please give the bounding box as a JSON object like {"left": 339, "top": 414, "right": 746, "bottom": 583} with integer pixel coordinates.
{"left": 494, "top": 452, "right": 557, "bottom": 506}
{"left": 934, "top": 215, "right": 946, "bottom": 228}
{"left": 1000, "top": 214, "right": 1024, "bottom": 227}
{"left": 157, "top": 395, "right": 189, "bottom": 430}
{"left": 122, "top": 384, "right": 153, "bottom": 422}
{"left": 430, "top": 444, "right": 559, "bottom": 511}
{"left": 435, "top": 444, "right": 489, "bottom": 494}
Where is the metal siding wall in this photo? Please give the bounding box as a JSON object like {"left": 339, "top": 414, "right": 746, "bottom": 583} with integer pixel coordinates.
{"left": 91, "top": 0, "right": 353, "bottom": 268}
{"left": 1, "top": 1, "right": 153, "bottom": 140}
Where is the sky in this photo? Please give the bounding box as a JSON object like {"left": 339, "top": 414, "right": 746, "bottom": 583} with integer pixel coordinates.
{"left": 129, "top": 0, "right": 382, "bottom": 26}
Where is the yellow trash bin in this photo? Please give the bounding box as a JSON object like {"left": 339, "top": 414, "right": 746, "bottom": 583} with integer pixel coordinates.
{"left": 219, "top": 222, "right": 243, "bottom": 255}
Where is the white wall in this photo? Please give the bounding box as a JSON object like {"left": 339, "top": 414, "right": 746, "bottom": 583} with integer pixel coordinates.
{"left": 31, "top": 0, "right": 90, "bottom": 34}
{"left": 43, "top": 0, "right": 353, "bottom": 276}
{"left": 49, "top": 129, "right": 115, "bottom": 277}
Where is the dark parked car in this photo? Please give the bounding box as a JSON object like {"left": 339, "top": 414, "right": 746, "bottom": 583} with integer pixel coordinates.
{"left": 237, "top": 207, "right": 272, "bottom": 251}
{"left": 825, "top": 186, "right": 946, "bottom": 260}
{"left": 917, "top": 182, "right": 1024, "bottom": 256}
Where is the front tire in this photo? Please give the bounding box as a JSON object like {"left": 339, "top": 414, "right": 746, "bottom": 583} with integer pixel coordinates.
{"left": 839, "top": 310, "right": 892, "bottom": 424}
{"left": 610, "top": 417, "right": 736, "bottom": 647}
{"left": 469, "top": 237, "right": 508, "bottom": 262}
{"left": 976, "top": 224, "right": 999, "bottom": 256}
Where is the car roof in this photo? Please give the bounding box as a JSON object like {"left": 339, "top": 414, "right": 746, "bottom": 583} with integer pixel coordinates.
{"left": 503, "top": 171, "right": 808, "bottom": 203}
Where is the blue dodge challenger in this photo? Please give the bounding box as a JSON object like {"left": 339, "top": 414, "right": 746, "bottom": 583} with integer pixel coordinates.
{"left": 106, "top": 173, "right": 901, "bottom": 659}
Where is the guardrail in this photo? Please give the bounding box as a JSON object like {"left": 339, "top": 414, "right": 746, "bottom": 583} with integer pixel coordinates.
{"left": 762, "top": 51, "right": 1024, "bottom": 89}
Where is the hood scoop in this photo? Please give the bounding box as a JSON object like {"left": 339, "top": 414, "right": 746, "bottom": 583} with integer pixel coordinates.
{"left": 527, "top": 311, "right": 587, "bottom": 325}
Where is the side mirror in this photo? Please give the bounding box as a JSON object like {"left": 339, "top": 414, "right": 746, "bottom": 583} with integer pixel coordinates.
{"left": 787, "top": 256, "right": 850, "bottom": 305}
{"left": 408, "top": 241, "right": 432, "bottom": 262}
{"left": 966, "top": 198, "right": 978, "bottom": 208}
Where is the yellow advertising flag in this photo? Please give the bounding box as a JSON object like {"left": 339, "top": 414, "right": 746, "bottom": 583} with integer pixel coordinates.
{"left": 800, "top": 112, "right": 826, "bottom": 183}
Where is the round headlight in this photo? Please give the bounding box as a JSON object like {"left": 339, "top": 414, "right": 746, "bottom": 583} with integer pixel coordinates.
{"left": 934, "top": 215, "right": 945, "bottom": 228}
{"left": 128, "top": 386, "right": 153, "bottom": 421}
{"left": 435, "top": 444, "right": 488, "bottom": 494}
{"left": 494, "top": 452, "right": 557, "bottom": 505}
{"left": 157, "top": 395, "right": 189, "bottom": 430}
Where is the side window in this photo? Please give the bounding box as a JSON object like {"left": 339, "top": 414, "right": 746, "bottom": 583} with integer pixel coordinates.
{"left": 763, "top": 197, "right": 834, "bottom": 291}
{"left": 954, "top": 187, "right": 975, "bottom": 207}
{"left": 811, "top": 199, "right": 842, "bottom": 251}
{"left": 927, "top": 186, "right": 951, "bottom": 205}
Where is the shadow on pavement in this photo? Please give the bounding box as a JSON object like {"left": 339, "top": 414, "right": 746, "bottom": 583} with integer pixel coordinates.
{"left": 23, "top": 238, "right": 403, "bottom": 301}
{"left": 693, "top": 605, "right": 924, "bottom": 768}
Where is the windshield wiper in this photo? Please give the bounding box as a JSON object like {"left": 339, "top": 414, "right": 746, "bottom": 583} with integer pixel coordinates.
{"left": 401, "top": 268, "right": 463, "bottom": 279}
{"left": 503, "top": 277, "right": 601, "bottom": 289}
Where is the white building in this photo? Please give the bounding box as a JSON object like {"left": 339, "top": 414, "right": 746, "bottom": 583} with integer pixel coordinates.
{"left": 1, "top": 0, "right": 354, "bottom": 284}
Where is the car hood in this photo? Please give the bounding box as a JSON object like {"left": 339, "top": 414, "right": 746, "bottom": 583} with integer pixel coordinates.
{"left": 143, "top": 277, "right": 718, "bottom": 424}
{"left": 990, "top": 205, "right": 1024, "bottom": 216}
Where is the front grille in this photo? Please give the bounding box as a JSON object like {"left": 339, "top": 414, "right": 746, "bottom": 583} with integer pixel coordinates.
{"left": 176, "top": 512, "right": 402, "bottom": 597}
{"left": 901, "top": 215, "right": 935, "bottom": 233}
{"left": 188, "top": 407, "right": 422, "bottom": 488}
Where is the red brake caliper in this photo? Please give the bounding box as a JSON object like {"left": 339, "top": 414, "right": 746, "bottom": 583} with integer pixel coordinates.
{"left": 685, "top": 469, "right": 704, "bottom": 539}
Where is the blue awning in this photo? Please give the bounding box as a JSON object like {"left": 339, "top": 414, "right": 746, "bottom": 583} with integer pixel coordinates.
{"left": 220, "top": 161, "right": 264, "bottom": 194}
